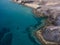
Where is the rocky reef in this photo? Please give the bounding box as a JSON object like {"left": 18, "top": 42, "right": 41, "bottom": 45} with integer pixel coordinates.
{"left": 1, "top": 32, "right": 12, "bottom": 45}
{"left": 0, "top": 27, "right": 10, "bottom": 40}
{"left": 0, "top": 27, "right": 13, "bottom": 45}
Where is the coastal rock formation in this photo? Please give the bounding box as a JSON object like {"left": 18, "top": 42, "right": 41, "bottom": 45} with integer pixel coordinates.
{"left": 42, "top": 26, "right": 60, "bottom": 43}
{"left": 54, "top": 15, "right": 60, "bottom": 26}
{"left": 36, "top": 8, "right": 52, "bottom": 17}
{"left": 36, "top": 5, "right": 60, "bottom": 25}
{"left": 35, "top": 5, "right": 60, "bottom": 45}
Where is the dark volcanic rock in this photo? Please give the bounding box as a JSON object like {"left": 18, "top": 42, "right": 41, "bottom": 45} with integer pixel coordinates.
{"left": 1, "top": 32, "right": 13, "bottom": 45}
{"left": 42, "top": 26, "right": 60, "bottom": 43}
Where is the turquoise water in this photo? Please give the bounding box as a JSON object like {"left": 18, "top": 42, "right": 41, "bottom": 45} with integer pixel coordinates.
{"left": 0, "top": 0, "right": 43, "bottom": 45}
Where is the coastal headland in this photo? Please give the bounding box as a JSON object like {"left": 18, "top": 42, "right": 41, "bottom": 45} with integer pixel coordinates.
{"left": 12, "top": 0, "right": 60, "bottom": 45}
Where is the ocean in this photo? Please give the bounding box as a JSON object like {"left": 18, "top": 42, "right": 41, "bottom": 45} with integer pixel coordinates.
{"left": 0, "top": 0, "right": 44, "bottom": 45}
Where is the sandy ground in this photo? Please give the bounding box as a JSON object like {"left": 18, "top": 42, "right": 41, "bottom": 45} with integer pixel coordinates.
{"left": 25, "top": 3, "right": 39, "bottom": 9}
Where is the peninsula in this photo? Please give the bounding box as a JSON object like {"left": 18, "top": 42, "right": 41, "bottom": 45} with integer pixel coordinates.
{"left": 12, "top": 0, "right": 60, "bottom": 45}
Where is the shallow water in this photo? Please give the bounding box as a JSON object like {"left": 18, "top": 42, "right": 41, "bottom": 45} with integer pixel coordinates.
{"left": 0, "top": 0, "right": 43, "bottom": 45}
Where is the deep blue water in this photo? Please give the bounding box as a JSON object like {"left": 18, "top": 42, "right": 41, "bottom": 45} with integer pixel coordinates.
{"left": 0, "top": 0, "right": 43, "bottom": 45}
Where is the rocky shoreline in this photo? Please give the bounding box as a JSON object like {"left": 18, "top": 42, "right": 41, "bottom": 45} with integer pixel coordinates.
{"left": 34, "top": 6, "right": 60, "bottom": 45}
{"left": 12, "top": 0, "right": 60, "bottom": 45}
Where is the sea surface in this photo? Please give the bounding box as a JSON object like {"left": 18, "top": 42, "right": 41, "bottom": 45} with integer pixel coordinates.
{"left": 0, "top": 0, "right": 44, "bottom": 45}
